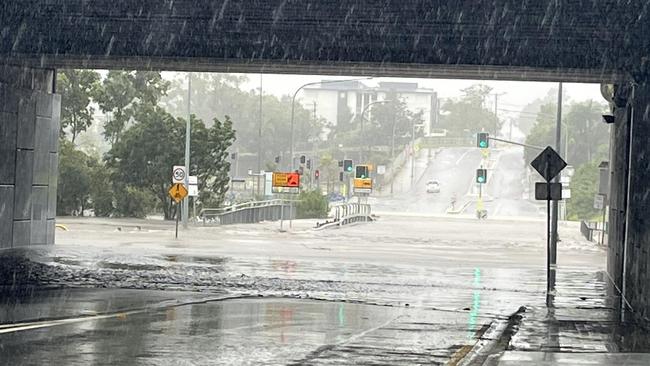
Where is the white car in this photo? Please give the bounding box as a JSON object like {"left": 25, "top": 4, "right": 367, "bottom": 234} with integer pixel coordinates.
{"left": 426, "top": 180, "right": 440, "bottom": 193}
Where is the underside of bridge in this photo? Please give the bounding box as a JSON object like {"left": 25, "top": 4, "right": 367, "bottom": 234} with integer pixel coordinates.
{"left": 1, "top": 0, "right": 650, "bottom": 324}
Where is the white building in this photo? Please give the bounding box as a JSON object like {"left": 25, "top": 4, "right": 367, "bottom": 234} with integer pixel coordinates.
{"left": 301, "top": 81, "right": 439, "bottom": 138}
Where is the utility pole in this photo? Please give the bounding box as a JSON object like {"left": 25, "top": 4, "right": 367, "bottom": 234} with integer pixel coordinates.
{"left": 390, "top": 108, "right": 397, "bottom": 195}
{"left": 410, "top": 118, "right": 416, "bottom": 187}
{"left": 183, "top": 73, "right": 191, "bottom": 229}
{"left": 548, "top": 82, "right": 563, "bottom": 306}
{"left": 257, "top": 74, "right": 263, "bottom": 197}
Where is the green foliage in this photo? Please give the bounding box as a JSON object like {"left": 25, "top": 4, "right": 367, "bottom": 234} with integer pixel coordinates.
{"left": 440, "top": 84, "right": 500, "bottom": 137}
{"left": 564, "top": 101, "right": 609, "bottom": 166}
{"left": 296, "top": 189, "right": 329, "bottom": 219}
{"left": 567, "top": 162, "right": 600, "bottom": 220}
{"left": 524, "top": 100, "right": 609, "bottom": 166}
{"left": 113, "top": 186, "right": 156, "bottom": 219}
{"left": 95, "top": 71, "right": 170, "bottom": 146}
{"left": 57, "top": 140, "right": 93, "bottom": 215}
{"left": 57, "top": 70, "right": 101, "bottom": 144}
{"left": 88, "top": 162, "right": 115, "bottom": 217}
{"left": 161, "top": 73, "right": 321, "bottom": 166}
{"left": 106, "top": 106, "right": 235, "bottom": 219}
{"left": 516, "top": 88, "right": 558, "bottom": 135}
{"left": 524, "top": 103, "right": 556, "bottom": 164}
{"left": 360, "top": 94, "right": 423, "bottom": 149}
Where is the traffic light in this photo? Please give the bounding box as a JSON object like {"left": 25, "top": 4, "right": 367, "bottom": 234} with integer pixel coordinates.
{"left": 231, "top": 152, "right": 237, "bottom": 160}
{"left": 476, "top": 168, "right": 487, "bottom": 184}
{"left": 306, "top": 159, "right": 311, "bottom": 169}
{"left": 355, "top": 165, "right": 369, "bottom": 179}
{"left": 338, "top": 160, "right": 344, "bottom": 168}
{"left": 274, "top": 156, "right": 280, "bottom": 164}
{"left": 315, "top": 170, "right": 320, "bottom": 179}
{"left": 339, "top": 172, "right": 344, "bottom": 182}
{"left": 477, "top": 132, "right": 489, "bottom": 148}
{"left": 343, "top": 159, "right": 353, "bottom": 173}
{"left": 300, "top": 155, "right": 306, "bottom": 164}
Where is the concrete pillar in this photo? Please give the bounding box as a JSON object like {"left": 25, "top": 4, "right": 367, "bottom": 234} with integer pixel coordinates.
{"left": 0, "top": 65, "right": 60, "bottom": 249}
{"left": 621, "top": 81, "right": 650, "bottom": 322}
{"left": 607, "top": 84, "right": 632, "bottom": 299}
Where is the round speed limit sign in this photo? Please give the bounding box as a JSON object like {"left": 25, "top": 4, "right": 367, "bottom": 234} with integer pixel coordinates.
{"left": 172, "top": 166, "right": 186, "bottom": 184}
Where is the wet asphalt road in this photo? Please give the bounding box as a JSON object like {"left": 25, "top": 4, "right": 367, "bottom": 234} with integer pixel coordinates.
{"left": 0, "top": 211, "right": 608, "bottom": 365}
{"left": 373, "top": 147, "right": 483, "bottom": 214}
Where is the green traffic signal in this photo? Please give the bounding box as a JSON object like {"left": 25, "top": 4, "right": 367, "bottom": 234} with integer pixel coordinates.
{"left": 344, "top": 159, "right": 353, "bottom": 172}
{"left": 477, "top": 132, "right": 489, "bottom": 148}
{"left": 476, "top": 168, "right": 487, "bottom": 183}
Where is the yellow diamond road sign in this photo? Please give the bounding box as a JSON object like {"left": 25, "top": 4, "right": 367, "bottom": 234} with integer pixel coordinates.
{"left": 168, "top": 183, "right": 188, "bottom": 203}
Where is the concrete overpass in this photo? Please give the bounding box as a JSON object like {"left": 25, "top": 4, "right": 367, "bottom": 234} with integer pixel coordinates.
{"left": 1, "top": 1, "right": 650, "bottom": 324}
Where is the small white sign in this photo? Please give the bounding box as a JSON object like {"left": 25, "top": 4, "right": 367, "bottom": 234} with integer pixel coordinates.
{"left": 377, "top": 165, "right": 386, "bottom": 175}
{"left": 594, "top": 194, "right": 605, "bottom": 210}
{"left": 264, "top": 172, "right": 273, "bottom": 197}
{"left": 188, "top": 175, "right": 198, "bottom": 197}
{"left": 172, "top": 165, "right": 186, "bottom": 184}
{"left": 562, "top": 189, "right": 571, "bottom": 199}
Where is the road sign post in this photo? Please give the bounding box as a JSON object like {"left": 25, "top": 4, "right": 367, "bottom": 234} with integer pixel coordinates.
{"left": 272, "top": 172, "right": 301, "bottom": 231}
{"left": 531, "top": 146, "right": 567, "bottom": 307}
{"left": 168, "top": 183, "right": 188, "bottom": 238}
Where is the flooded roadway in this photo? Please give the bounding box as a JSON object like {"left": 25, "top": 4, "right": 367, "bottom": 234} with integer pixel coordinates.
{"left": 0, "top": 212, "right": 637, "bottom": 365}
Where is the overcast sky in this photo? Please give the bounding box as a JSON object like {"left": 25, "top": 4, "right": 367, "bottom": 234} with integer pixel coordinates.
{"left": 239, "top": 74, "right": 603, "bottom": 106}
{"left": 160, "top": 71, "right": 605, "bottom": 125}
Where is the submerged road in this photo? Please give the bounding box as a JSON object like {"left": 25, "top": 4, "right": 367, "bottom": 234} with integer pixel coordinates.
{"left": 0, "top": 214, "right": 609, "bottom": 365}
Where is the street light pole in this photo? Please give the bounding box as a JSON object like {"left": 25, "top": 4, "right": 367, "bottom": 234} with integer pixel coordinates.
{"left": 183, "top": 73, "right": 191, "bottom": 229}
{"left": 290, "top": 77, "right": 373, "bottom": 170}
{"left": 257, "top": 74, "right": 263, "bottom": 197}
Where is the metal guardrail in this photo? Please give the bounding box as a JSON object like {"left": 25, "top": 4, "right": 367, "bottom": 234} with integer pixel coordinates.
{"left": 581, "top": 220, "right": 607, "bottom": 244}
{"left": 580, "top": 220, "right": 594, "bottom": 241}
{"left": 318, "top": 203, "right": 372, "bottom": 228}
{"left": 200, "top": 199, "right": 295, "bottom": 225}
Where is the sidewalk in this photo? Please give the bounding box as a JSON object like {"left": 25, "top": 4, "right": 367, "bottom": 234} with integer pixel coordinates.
{"left": 479, "top": 269, "right": 650, "bottom": 365}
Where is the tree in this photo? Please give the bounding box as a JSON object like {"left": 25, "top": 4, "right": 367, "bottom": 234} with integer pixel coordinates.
{"left": 354, "top": 94, "right": 423, "bottom": 150}
{"left": 95, "top": 71, "right": 170, "bottom": 146}
{"left": 524, "top": 103, "right": 556, "bottom": 164}
{"left": 57, "top": 70, "right": 100, "bottom": 144}
{"left": 516, "top": 88, "right": 559, "bottom": 135}
{"left": 524, "top": 100, "right": 609, "bottom": 166}
{"left": 563, "top": 100, "right": 609, "bottom": 166}
{"left": 318, "top": 153, "right": 339, "bottom": 193}
{"left": 57, "top": 140, "right": 93, "bottom": 215}
{"left": 106, "top": 106, "right": 235, "bottom": 219}
{"left": 567, "top": 161, "right": 600, "bottom": 220}
{"left": 161, "top": 73, "right": 321, "bottom": 168}
{"left": 440, "top": 84, "right": 501, "bottom": 137}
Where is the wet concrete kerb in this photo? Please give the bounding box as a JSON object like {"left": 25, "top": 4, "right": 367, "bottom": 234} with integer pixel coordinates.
{"left": 455, "top": 306, "right": 527, "bottom": 366}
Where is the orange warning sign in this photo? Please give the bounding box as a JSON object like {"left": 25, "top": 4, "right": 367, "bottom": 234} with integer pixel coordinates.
{"left": 168, "top": 183, "right": 188, "bottom": 203}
